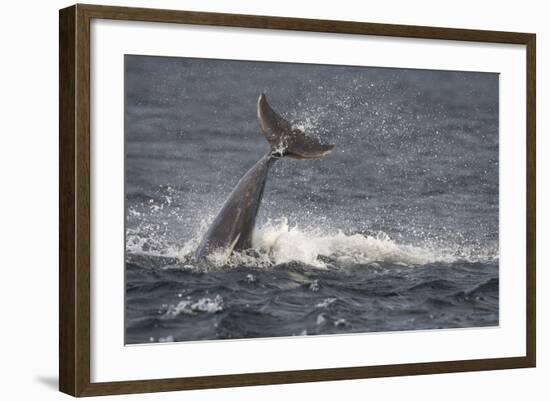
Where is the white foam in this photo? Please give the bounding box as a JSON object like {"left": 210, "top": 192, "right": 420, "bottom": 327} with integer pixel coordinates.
{"left": 163, "top": 295, "right": 224, "bottom": 318}
{"left": 316, "top": 298, "right": 337, "bottom": 308}
{"left": 249, "top": 218, "right": 466, "bottom": 268}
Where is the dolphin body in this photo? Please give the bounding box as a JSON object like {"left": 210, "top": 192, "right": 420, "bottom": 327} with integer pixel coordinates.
{"left": 194, "top": 93, "right": 334, "bottom": 260}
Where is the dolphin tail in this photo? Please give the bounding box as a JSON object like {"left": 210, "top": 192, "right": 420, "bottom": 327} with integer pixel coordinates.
{"left": 257, "top": 93, "right": 335, "bottom": 160}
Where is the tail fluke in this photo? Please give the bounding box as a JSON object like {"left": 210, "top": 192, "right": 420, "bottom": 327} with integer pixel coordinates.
{"left": 257, "top": 93, "right": 335, "bottom": 160}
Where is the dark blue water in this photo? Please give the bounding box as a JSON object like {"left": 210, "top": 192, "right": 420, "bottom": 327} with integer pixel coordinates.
{"left": 124, "top": 55, "right": 499, "bottom": 344}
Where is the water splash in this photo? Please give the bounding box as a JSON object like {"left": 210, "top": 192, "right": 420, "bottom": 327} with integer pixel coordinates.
{"left": 127, "top": 218, "right": 498, "bottom": 270}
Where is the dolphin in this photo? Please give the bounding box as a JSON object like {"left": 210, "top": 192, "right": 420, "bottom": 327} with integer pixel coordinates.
{"left": 194, "top": 93, "right": 334, "bottom": 260}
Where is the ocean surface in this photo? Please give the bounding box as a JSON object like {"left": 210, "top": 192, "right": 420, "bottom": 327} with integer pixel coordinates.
{"left": 124, "top": 55, "right": 499, "bottom": 344}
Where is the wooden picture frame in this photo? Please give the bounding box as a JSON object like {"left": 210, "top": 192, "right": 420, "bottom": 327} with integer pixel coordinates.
{"left": 59, "top": 3, "right": 536, "bottom": 397}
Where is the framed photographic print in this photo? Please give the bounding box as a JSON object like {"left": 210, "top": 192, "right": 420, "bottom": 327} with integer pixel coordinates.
{"left": 59, "top": 4, "right": 536, "bottom": 397}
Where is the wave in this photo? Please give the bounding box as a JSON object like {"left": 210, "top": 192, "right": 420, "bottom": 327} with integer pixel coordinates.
{"left": 127, "top": 218, "right": 498, "bottom": 269}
